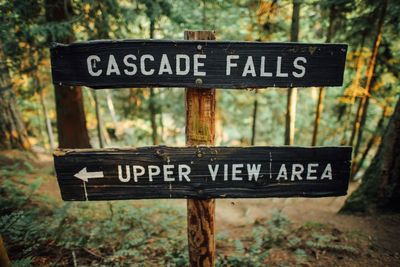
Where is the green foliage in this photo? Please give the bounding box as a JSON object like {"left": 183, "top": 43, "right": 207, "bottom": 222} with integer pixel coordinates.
{"left": 0, "top": 164, "right": 188, "bottom": 266}
{"left": 216, "top": 210, "right": 359, "bottom": 266}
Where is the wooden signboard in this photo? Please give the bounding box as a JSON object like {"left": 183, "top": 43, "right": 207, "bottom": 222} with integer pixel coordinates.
{"left": 53, "top": 146, "right": 351, "bottom": 201}
{"left": 50, "top": 40, "right": 347, "bottom": 89}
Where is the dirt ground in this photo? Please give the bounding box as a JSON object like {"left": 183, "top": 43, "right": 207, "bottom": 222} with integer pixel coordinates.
{"left": 3, "top": 150, "right": 400, "bottom": 266}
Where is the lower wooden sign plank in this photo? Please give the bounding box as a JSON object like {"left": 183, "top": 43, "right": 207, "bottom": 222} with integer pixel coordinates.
{"left": 53, "top": 146, "right": 352, "bottom": 201}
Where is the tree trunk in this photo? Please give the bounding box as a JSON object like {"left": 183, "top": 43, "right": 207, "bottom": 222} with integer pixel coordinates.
{"left": 352, "top": 106, "right": 386, "bottom": 177}
{"left": 342, "top": 34, "right": 367, "bottom": 145}
{"left": 36, "top": 76, "right": 55, "bottom": 150}
{"left": 284, "top": 0, "right": 300, "bottom": 145}
{"left": 349, "top": 0, "right": 387, "bottom": 149}
{"left": 311, "top": 4, "right": 335, "bottom": 146}
{"left": 148, "top": 18, "right": 159, "bottom": 145}
{"left": 0, "top": 52, "right": 31, "bottom": 150}
{"left": 285, "top": 88, "right": 297, "bottom": 145}
{"left": 0, "top": 236, "right": 10, "bottom": 267}
{"left": 311, "top": 88, "right": 325, "bottom": 146}
{"left": 105, "top": 90, "right": 118, "bottom": 130}
{"left": 45, "top": 0, "right": 91, "bottom": 149}
{"left": 251, "top": 89, "right": 258, "bottom": 145}
{"left": 354, "top": 96, "right": 370, "bottom": 156}
{"left": 92, "top": 91, "right": 105, "bottom": 148}
{"left": 341, "top": 97, "right": 400, "bottom": 213}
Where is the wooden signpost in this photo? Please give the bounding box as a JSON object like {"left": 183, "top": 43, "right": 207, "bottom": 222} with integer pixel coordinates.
{"left": 50, "top": 30, "right": 350, "bottom": 267}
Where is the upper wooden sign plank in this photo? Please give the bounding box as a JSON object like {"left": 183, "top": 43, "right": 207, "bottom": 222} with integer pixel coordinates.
{"left": 54, "top": 146, "right": 351, "bottom": 201}
{"left": 50, "top": 40, "right": 347, "bottom": 89}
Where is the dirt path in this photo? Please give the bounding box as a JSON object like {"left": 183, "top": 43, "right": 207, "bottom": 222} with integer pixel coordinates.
{"left": 7, "top": 150, "right": 399, "bottom": 265}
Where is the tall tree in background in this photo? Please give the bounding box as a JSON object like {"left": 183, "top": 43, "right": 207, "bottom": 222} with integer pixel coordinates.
{"left": 80, "top": 0, "right": 124, "bottom": 148}
{"left": 349, "top": 0, "right": 388, "bottom": 154}
{"left": 141, "top": 0, "right": 176, "bottom": 145}
{"left": 0, "top": 53, "right": 31, "bottom": 150}
{"left": 148, "top": 18, "right": 159, "bottom": 145}
{"left": 311, "top": 3, "right": 335, "bottom": 146}
{"left": 284, "top": 0, "right": 300, "bottom": 145}
{"left": 341, "top": 97, "right": 400, "bottom": 213}
{"left": 45, "top": 0, "right": 91, "bottom": 148}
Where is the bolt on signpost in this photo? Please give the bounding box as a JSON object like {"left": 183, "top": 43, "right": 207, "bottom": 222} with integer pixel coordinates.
{"left": 50, "top": 30, "right": 350, "bottom": 266}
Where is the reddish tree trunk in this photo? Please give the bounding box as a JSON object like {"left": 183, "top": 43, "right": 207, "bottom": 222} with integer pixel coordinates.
{"left": 0, "top": 52, "right": 31, "bottom": 150}
{"left": 284, "top": 0, "right": 300, "bottom": 145}
{"left": 349, "top": 0, "right": 387, "bottom": 149}
{"left": 45, "top": 0, "right": 91, "bottom": 148}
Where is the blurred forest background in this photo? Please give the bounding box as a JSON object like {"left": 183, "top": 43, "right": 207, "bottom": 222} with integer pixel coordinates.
{"left": 0, "top": 0, "right": 399, "bottom": 266}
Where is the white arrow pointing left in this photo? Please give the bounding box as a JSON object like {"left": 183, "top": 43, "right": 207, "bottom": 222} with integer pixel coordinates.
{"left": 74, "top": 167, "right": 104, "bottom": 182}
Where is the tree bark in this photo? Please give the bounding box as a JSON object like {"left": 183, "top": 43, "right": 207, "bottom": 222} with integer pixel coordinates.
{"left": 45, "top": 0, "right": 91, "bottom": 149}
{"left": 352, "top": 106, "right": 386, "bottom": 177}
{"left": 354, "top": 96, "right": 370, "bottom": 156}
{"left": 105, "top": 90, "right": 118, "bottom": 130}
{"left": 0, "top": 52, "right": 31, "bottom": 150}
{"left": 36, "top": 76, "right": 55, "bottom": 150}
{"left": 349, "top": 0, "right": 387, "bottom": 149}
{"left": 285, "top": 88, "right": 297, "bottom": 145}
{"left": 341, "top": 97, "right": 400, "bottom": 213}
{"left": 149, "top": 88, "right": 158, "bottom": 145}
{"left": 284, "top": 0, "right": 300, "bottom": 145}
{"left": 92, "top": 90, "right": 105, "bottom": 148}
{"left": 0, "top": 236, "right": 11, "bottom": 267}
{"left": 342, "top": 34, "right": 367, "bottom": 145}
{"left": 185, "top": 30, "right": 216, "bottom": 267}
{"left": 251, "top": 89, "right": 258, "bottom": 145}
{"left": 148, "top": 18, "right": 159, "bottom": 145}
{"left": 311, "top": 4, "right": 335, "bottom": 146}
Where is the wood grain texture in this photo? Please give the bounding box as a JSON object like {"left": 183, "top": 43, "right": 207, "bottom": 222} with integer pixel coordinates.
{"left": 50, "top": 40, "right": 347, "bottom": 89}
{"left": 185, "top": 30, "right": 216, "bottom": 267}
{"left": 53, "top": 146, "right": 352, "bottom": 200}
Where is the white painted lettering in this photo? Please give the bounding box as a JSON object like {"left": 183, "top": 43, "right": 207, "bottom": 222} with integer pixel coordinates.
{"left": 178, "top": 164, "right": 191, "bottom": 182}
{"left": 193, "top": 54, "right": 206, "bottom": 76}
{"left": 276, "top": 164, "right": 288, "bottom": 180}
{"left": 276, "top": 56, "right": 288, "bottom": 77}
{"left": 242, "top": 56, "right": 256, "bottom": 77}
{"left": 306, "top": 163, "right": 318, "bottom": 180}
{"left": 106, "top": 54, "right": 120, "bottom": 75}
{"left": 321, "top": 163, "right": 333, "bottom": 180}
{"left": 133, "top": 165, "right": 145, "bottom": 182}
{"left": 158, "top": 54, "right": 173, "bottom": 75}
{"left": 163, "top": 165, "right": 175, "bottom": 181}
{"left": 140, "top": 54, "right": 155, "bottom": 75}
{"left": 123, "top": 54, "right": 137, "bottom": 75}
{"left": 260, "top": 56, "right": 272, "bottom": 77}
{"left": 232, "top": 164, "right": 243, "bottom": 181}
{"left": 293, "top": 57, "right": 307, "bottom": 78}
{"left": 118, "top": 165, "right": 130, "bottom": 182}
{"left": 87, "top": 55, "right": 102, "bottom": 76}
{"left": 247, "top": 164, "right": 261, "bottom": 181}
{"left": 176, "top": 54, "right": 190, "bottom": 75}
{"left": 226, "top": 55, "right": 239, "bottom": 75}
{"left": 208, "top": 164, "right": 219, "bottom": 181}
{"left": 148, "top": 165, "right": 160, "bottom": 182}
{"left": 291, "top": 164, "right": 304, "bottom": 181}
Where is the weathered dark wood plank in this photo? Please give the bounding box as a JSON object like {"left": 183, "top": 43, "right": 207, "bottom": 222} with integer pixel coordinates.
{"left": 53, "top": 146, "right": 352, "bottom": 201}
{"left": 50, "top": 40, "right": 347, "bottom": 89}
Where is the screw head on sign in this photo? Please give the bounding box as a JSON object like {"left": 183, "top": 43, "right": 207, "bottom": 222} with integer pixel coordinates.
{"left": 197, "top": 44, "right": 202, "bottom": 50}
{"left": 195, "top": 78, "right": 203, "bottom": 86}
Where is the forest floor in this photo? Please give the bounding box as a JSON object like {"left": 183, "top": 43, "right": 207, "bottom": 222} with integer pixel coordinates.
{"left": 1, "top": 149, "right": 399, "bottom": 266}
